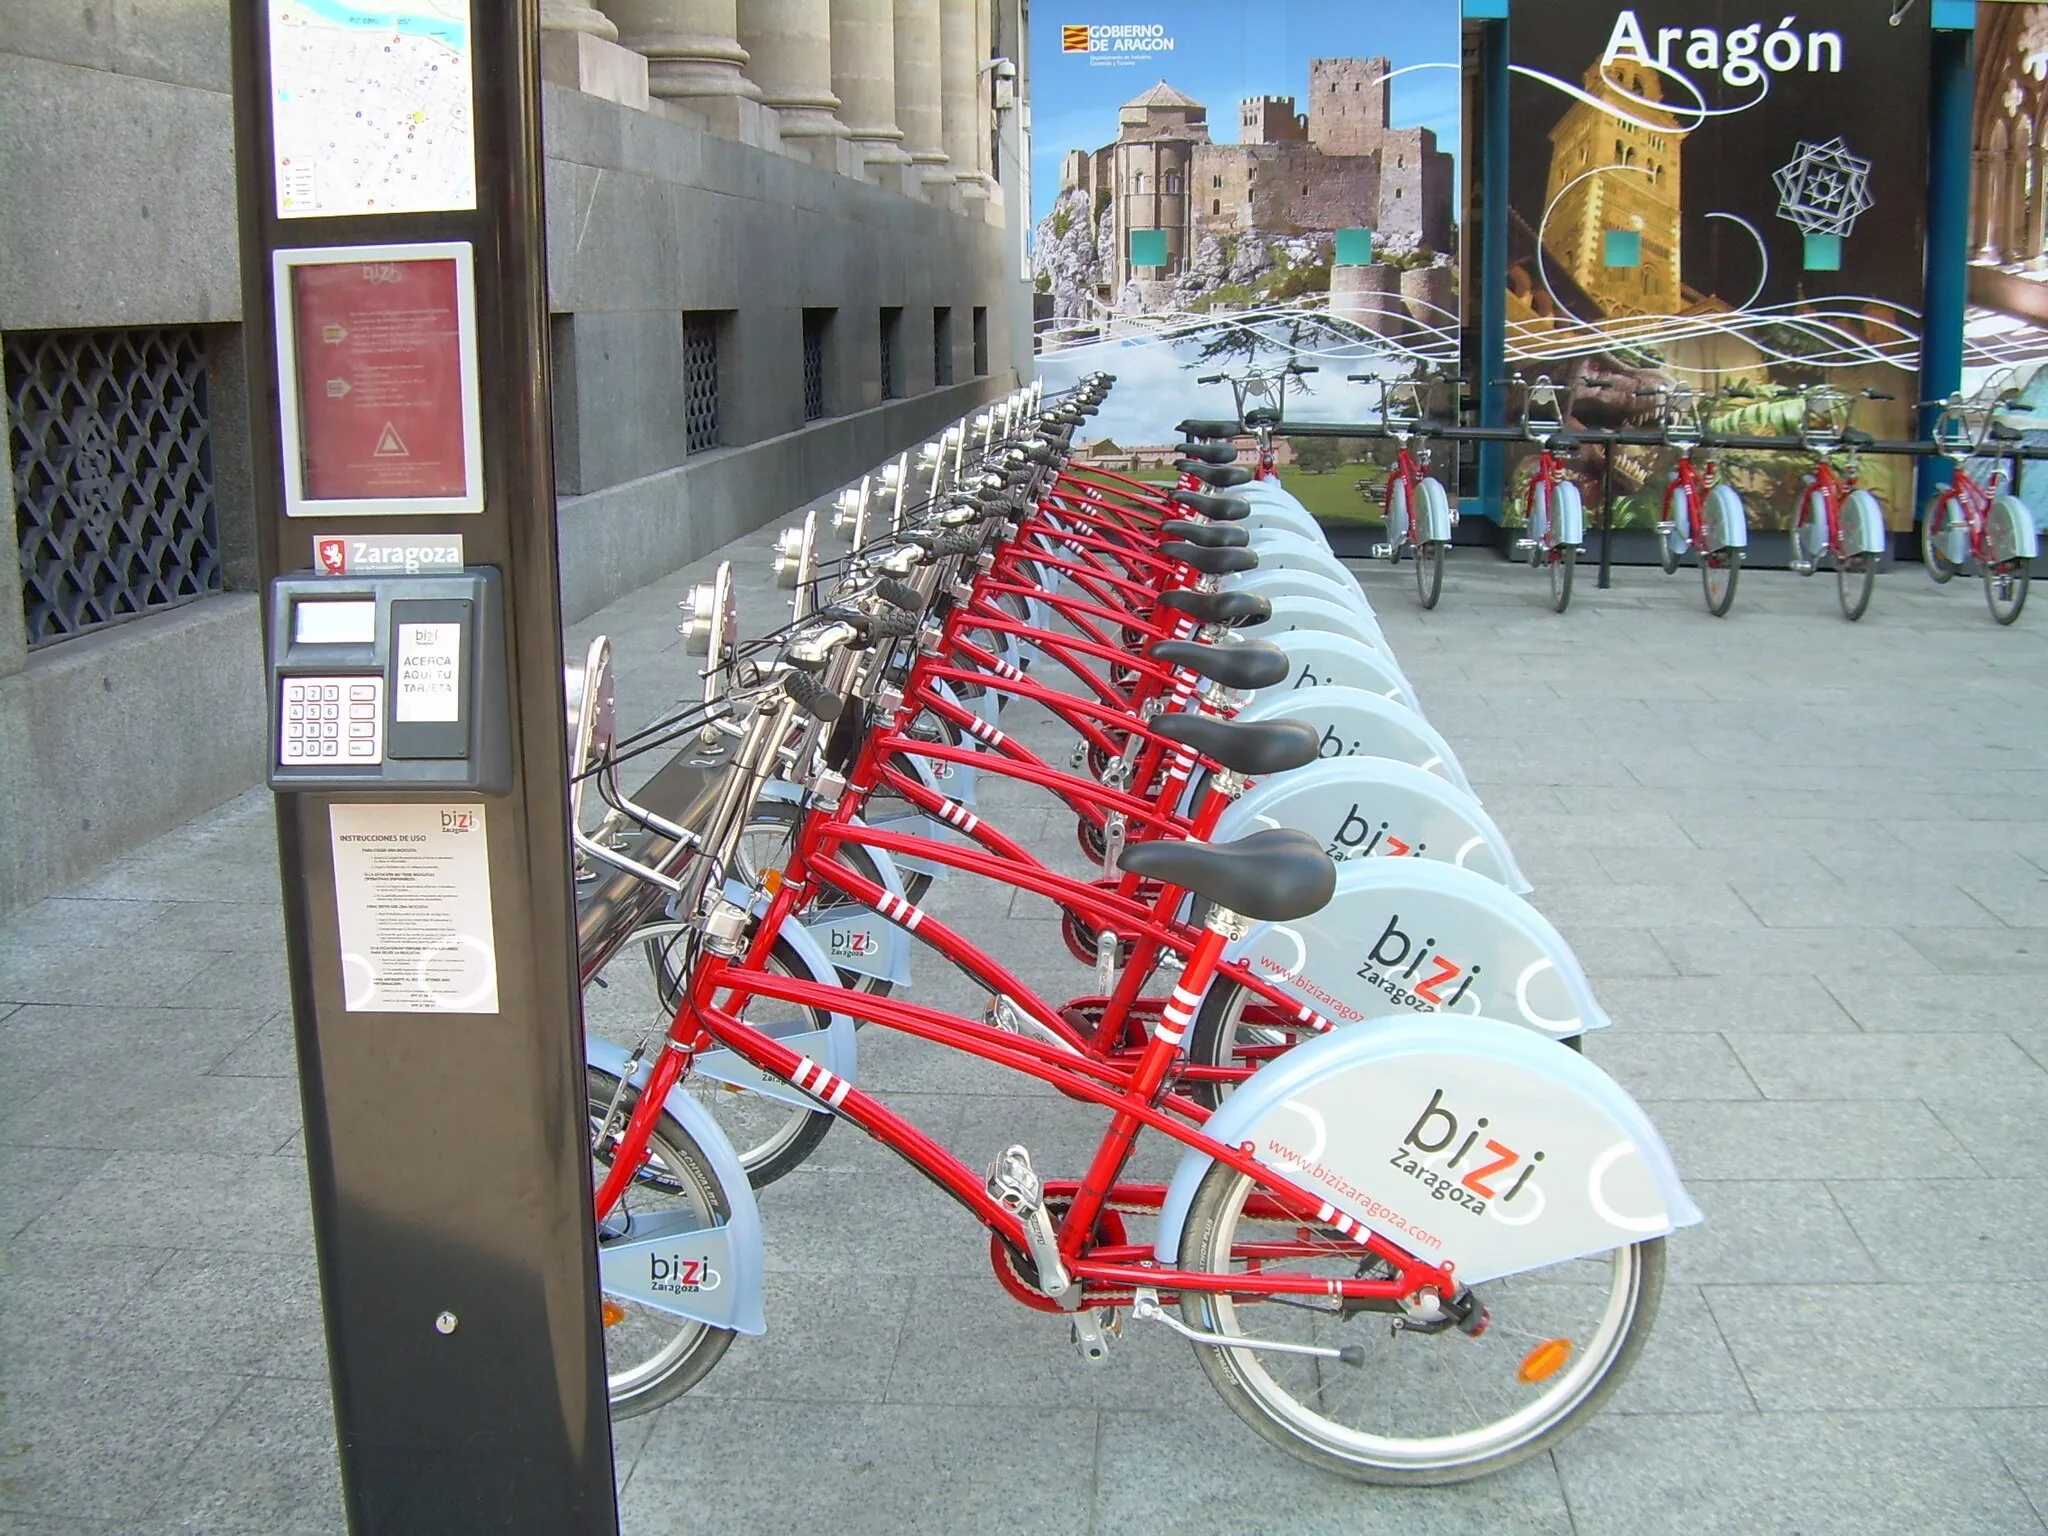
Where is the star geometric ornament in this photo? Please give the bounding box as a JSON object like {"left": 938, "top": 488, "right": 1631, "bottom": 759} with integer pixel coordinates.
{"left": 1773, "top": 137, "right": 1876, "bottom": 238}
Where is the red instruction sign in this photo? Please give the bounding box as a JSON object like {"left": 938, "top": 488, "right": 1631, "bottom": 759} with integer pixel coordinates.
{"left": 291, "top": 257, "right": 469, "bottom": 501}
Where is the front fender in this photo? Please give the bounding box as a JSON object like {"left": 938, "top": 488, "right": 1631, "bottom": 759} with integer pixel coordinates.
{"left": 687, "top": 915, "right": 861, "bottom": 1108}
{"left": 1215, "top": 757, "right": 1530, "bottom": 894}
{"left": 585, "top": 1036, "right": 768, "bottom": 1335}
{"left": 1154, "top": 1014, "right": 1701, "bottom": 1282}
{"left": 1235, "top": 684, "right": 1472, "bottom": 796}
{"left": 1223, "top": 857, "right": 1607, "bottom": 1037}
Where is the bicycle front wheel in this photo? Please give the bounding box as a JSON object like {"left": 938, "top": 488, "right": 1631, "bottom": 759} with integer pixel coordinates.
{"left": 1415, "top": 541, "right": 1445, "bottom": 609}
{"left": 1986, "top": 558, "right": 2031, "bottom": 625}
{"left": 589, "top": 1070, "right": 738, "bottom": 1417}
{"left": 1836, "top": 551, "right": 1875, "bottom": 622}
{"left": 1922, "top": 496, "right": 1960, "bottom": 584}
{"left": 1178, "top": 1160, "right": 1663, "bottom": 1485}
{"left": 1549, "top": 545, "right": 1577, "bottom": 613}
{"left": 1701, "top": 547, "right": 1740, "bottom": 617}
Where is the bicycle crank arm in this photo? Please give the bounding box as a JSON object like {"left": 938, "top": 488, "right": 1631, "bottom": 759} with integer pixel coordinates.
{"left": 1131, "top": 1288, "right": 1365, "bottom": 1366}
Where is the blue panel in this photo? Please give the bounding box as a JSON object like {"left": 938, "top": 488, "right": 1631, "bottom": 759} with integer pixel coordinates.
{"left": 1930, "top": 0, "right": 1975, "bottom": 31}
{"left": 1603, "top": 229, "right": 1642, "bottom": 268}
{"left": 1128, "top": 228, "right": 1167, "bottom": 268}
{"left": 1462, "top": 0, "right": 1509, "bottom": 16}
{"left": 1334, "top": 227, "right": 1374, "bottom": 267}
{"left": 1803, "top": 232, "right": 1843, "bottom": 272}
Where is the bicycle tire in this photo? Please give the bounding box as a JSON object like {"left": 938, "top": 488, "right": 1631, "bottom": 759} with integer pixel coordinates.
{"left": 1415, "top": 541, "right": 1445, "bottom": 610}
{"left": 1701, "top": 547, "right": 1740, "bottom": 618}
{"left": 1185, "top": 978, "right": 1317, "bottom": 1112}
{"left": 629, "top": 929, "right": 838, "bottom": 1188}
{"left": 1550, "top": 544, "right": 1577, "bottom": 613}
{"left": 1177, "top": 1161, "right": 1663, "bottom": 1485}
{"left": 1836, "top": 551, "right": 1875, "bottom": 622}
{"left": 588, "top": 1069, "right": 739, "bottom": 1417}
{"left": 1922, "top": 495, "right": 1960, "bottom": 584}
{"left": 1986, "top": 558, "right": 2031, "bottom": 625}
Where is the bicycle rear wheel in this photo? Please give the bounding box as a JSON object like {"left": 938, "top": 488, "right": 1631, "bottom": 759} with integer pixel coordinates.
{"left": 1177, "top": 1159, "right": 1662, "bottom": 1485}
{"left": 1922, "top": 496, "right": 1960, "bottom": 584}
{"left": 1414, "top": 541, "right": 1445, "bottom": 609}
{"left": 1986, "top": 558, "right": 2031, "bottom": 625}
{"left": 1836, "top": 551, "right": 1875, "bottom": 622}
{"left": 1549, "top": 545, "right": 1577, "bottom": 613}
{"left": 588, "top": 1070, "right": 738, "bottom": 1417}
{"left": 1701, "top": 547, "right": 1740, "bottom": 617}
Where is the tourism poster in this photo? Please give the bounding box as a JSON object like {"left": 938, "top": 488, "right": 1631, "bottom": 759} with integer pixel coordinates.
{"left": 1506, "top": 2, "right": 1928, "bottom": 532}
{"left": 1029, "top": 0, "right": 1463, "bottom": 525}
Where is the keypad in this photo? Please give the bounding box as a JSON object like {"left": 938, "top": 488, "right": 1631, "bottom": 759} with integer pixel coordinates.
{"left": 280, "top": 676, "right": 384, "bottom": 766}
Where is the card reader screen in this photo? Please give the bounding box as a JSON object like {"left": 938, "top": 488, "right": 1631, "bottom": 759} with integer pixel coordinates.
{"left": 294, "top": 599, "right": 377, "bottom": 646}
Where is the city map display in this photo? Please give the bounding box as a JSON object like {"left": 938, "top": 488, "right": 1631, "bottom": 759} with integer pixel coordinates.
{"left": 268, "top": 0, "right": 476, "bottom": 219}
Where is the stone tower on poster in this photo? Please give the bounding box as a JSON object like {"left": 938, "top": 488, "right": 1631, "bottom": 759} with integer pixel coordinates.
{"left": 1540, "top": 60, "right": 1690, "bottom": 316}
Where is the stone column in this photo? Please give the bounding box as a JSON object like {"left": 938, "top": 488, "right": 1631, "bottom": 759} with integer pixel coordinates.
{"left": 541, "top": 0, "right": 618, "bottom": 36}
{"left": 608, "top": 0, "right": 765, "bottom": 129}
{"left": 892, "top": 0, "right": 951, "bottom": 194}
{"left": 738, "top": 0, "right": 852, "bottom": 167}
{"left": 831, "top": 0, "right": 911, "bottom": 187}
{"left": 1329, "top": 264, "right": 1404, "bottom": 339}
{"left": 938, "top": 0, "right": 988, "bottom": 210}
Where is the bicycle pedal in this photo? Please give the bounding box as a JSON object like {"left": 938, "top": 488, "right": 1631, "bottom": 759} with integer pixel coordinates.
{"left": 1071, "top": 1307, "right": 1122, "bottom": 1365}
{"left": 1369, "top": 542, "right": 1393, "bottom": 560}
{"left": 1511, "top": 538, "right": 1539, "bottom": 555}
{"left": 1655, "top": 520, "right": 1677, "bottom": 536}
{"left": 985, "top": 1144, "right": 1077, "bottom": 1305}
{"left": 1094, "top": 929, "right": 1120, "bottom": 992}
{"left": 1789, "top": 559, "right": 1816, "bottom": 575}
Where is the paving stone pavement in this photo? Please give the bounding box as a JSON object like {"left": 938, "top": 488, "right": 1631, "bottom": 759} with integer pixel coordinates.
{"left": 5, "top": 539, "right": 2048, "bottom": 1535}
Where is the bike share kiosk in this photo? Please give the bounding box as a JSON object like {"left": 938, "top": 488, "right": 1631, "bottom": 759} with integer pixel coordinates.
{"left": 229, "top": 4, "right": 618, "bottom": 1531}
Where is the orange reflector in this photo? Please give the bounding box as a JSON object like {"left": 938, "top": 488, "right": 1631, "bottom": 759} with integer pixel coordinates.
{"left": 762, "top": 869, "right": 785, "bottom": 895}
{"left": 1518, "top": 1338, "right": 1572, "bottom": 1383}
{"left": 601, "top": 1301, "right": 627, "bottom": 1328}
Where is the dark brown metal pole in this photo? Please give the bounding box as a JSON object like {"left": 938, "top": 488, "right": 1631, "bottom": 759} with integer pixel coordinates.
{"left": 229, "top": 3, "right": 618, "bottom": 1530}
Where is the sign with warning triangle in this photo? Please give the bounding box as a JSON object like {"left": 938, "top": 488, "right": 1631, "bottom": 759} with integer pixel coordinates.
{"left": 373, "top": 422, "right": 410, "bottom": 457}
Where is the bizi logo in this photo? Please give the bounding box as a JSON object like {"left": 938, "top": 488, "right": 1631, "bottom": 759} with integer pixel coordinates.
{"left": 648, "top": 1253, "right": 721, "bottom": 1295}
{"left": 1388, "top": 1087, "right": 1544, "bottom": 1216}
{"left": 1357, "top": 913, "right": 1479, "bottom": 1011}
{"left": 829, "top": 928, "right": 877, "bottom": 957}
{"left": 440, "top": 810, "right": 476, "bottom": 833}
{"left": 1328, "top": 802, "right": 1423, "bottom": 864}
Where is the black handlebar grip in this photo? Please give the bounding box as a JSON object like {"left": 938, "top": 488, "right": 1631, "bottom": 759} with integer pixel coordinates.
{"left": 874, "top": 578, "right": 926, "bottom": 612}
{"left": 937, "top": 527, "right": 985, "bottom": 558}
{"left": 862, "top": 604, "right": 923, "bottom": 639}
{"left": 1290, "top": 363, "right": 1318, "bottom": 373}
{"left": 783, "top": 671, "right": 845, "bottom": 721}
{"left": 1865, "top": 391, "right": 1895, "bottom": 401}
{"left": 1196, "top": 374, "right": 1223, "bottom": 384}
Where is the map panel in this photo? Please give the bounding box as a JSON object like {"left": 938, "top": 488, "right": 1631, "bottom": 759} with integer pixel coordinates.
{"left": 269, "top": 0, "right": 476, "bottom": 219}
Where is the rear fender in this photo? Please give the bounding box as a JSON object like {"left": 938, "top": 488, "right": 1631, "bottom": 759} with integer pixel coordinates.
{"left": 685, "top": 917, "right": 861, "bottom": 1107}
{"left": 1262, "top": 628, "right": 1416, "bottom": 710}
{"left": 1702, "top": 482, "right": 1749, "bottom": 550}
{"left": 1991, "top": 494, "right": 2040, "bottom": 562}
{"left": 1234, "top": 684, "right": 1472, "bottom": 796}
{"left": 755, "top": 784, "right": 914, "bottom": 985}
{"left": 1551, "top": 479, "right": 1586, "bottom": 546}
{"left": 1153, "top": 1015, "right": 1701, "bottom": 1282}
{"left": 1415, "top": 477, "right": 1455, "bottom": 544}
{"left": 1842, "top": 489, "right": 1888, "bottom": 557}
{"left": 585, "top": 1037, "right": 768, "bottom": 1335}
{"left": 1222, "top": 858, "right": 1607, "bottom": 1037}
{"left": 1215, "top": 757, "right": 1530, "bottom": 893}
{"left": 1228, "top": 567, "right": 1374, "bottom": 614}
{"left": 1242, "top": 530, "right": 1360, "bottom": 591}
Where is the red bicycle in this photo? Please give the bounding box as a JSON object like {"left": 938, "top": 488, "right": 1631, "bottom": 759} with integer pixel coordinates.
{"left": 1498, "top": 375, "right": 1587, "bottom": 613}
{"left": 1787, "top": 384, "right": 1891, "bottom": 622}
{"left": 1921, "top": 390, "right": 2038, "bottom": 625}
{"left": 1358, "top": 374, "right": 1458, "bottom": 609}
{"left": 1643, "top": 382, "right": 1750, "bottom": 618}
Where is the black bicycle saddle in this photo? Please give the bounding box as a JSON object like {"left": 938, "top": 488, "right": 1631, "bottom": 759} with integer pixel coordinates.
{"left": 1162, "top": 542, "right": 1259, "bottom": 576}
{"left": 1156, "top": 588, "right": 1270, "bottom": 627}
{"left": 1148, "top": 638, "right": 1290, "bottom": 690}
{"left": 1158, "top": 520, "right": 1249, "bottom": 549}
{"left": 1118, "top": 829, "right": 1336, "bottom": 922}
{"left": 1167, "top": 490, "right": 1250, "bottom": 521}
{"left": 1150, "top": 713, "right": 1319, "bottom": 777}
{"left": 1178, "top": 463, "right": 1257, "bottom": 490}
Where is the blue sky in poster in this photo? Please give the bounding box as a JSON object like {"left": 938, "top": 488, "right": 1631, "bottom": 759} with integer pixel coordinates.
{"left": 1029, "top": 0, "right": 1462, "bottom": 227}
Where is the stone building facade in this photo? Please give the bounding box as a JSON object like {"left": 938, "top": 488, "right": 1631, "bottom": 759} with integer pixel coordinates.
{"left": 1059, "top": 57, "right": 1455, "bottom": 298}
{"left": 1539, "top": 60, "right": 1688, "bottom": 318}
{"left": 0, "top": 0, "right": 1032, "bottom": 913}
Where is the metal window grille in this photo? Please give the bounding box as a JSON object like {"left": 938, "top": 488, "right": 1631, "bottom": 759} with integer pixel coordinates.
{"left": 802, "top": 310, "right": 828, "bottom": 422}
{"left": 880, "top": 308, "right": 902, "bottom": 400}
{"left": 8, "top": 327, "right": 220, "bottom": 648}
{"left": 682, "top": 312, "right": 721, "bottom": 452}
{"left": 933, "top": 308, "right": 953, "bottom": 388}
{"left": 972, "top": 307, "right": 989, "bottom": 376}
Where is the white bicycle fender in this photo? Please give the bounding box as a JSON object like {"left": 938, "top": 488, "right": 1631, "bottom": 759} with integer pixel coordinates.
{"left": 1222, "top": 858, "right": 1608, "bottom": 1037}
{"left": 1415, "top": 477, "right": 1455, "bottom": 544}
{"left": 753, "top": 788, "right": 915, "bottom": 986}
{"left": 1260, "top": 629, "right": 1418, "bottom": 712}
{"left": 586, "top": 1037, "right": 768, "bottom": 1335}
{"left": 1153, "top": 1014, "right": 1700, "bottom": 1282}
{"left": 1243, "top": 530, "right": 1360, "bottom": 590}
{"left": 1384, "top": 479, "right": 1411, "bottom": 551}
{"left": 1236, "top": 684, "right": 1472, "bottom": 795}
{"left": 1992, "top": 494, "right": 2040, "bottom": 562}
{"left": 1257, "top": 594, "right": 1391, "bottom": 657}
{"left": 1702, "top": 482, "right": 1749, "bottom": 551}
{"left": 1552, "top": 480, "right": 1586, "bottom": 547}
{"left": 1228, "top": 567, "right": 1374, "bottom": 615}
{"left": 1842, "top": 489, "right": 1888, "bottom": 558}
{"left": 688, "top": 916, "right": 860, "bottom": 1108}
{"left": 1215, "top": 757, "right": 1530, "bottom": 894}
